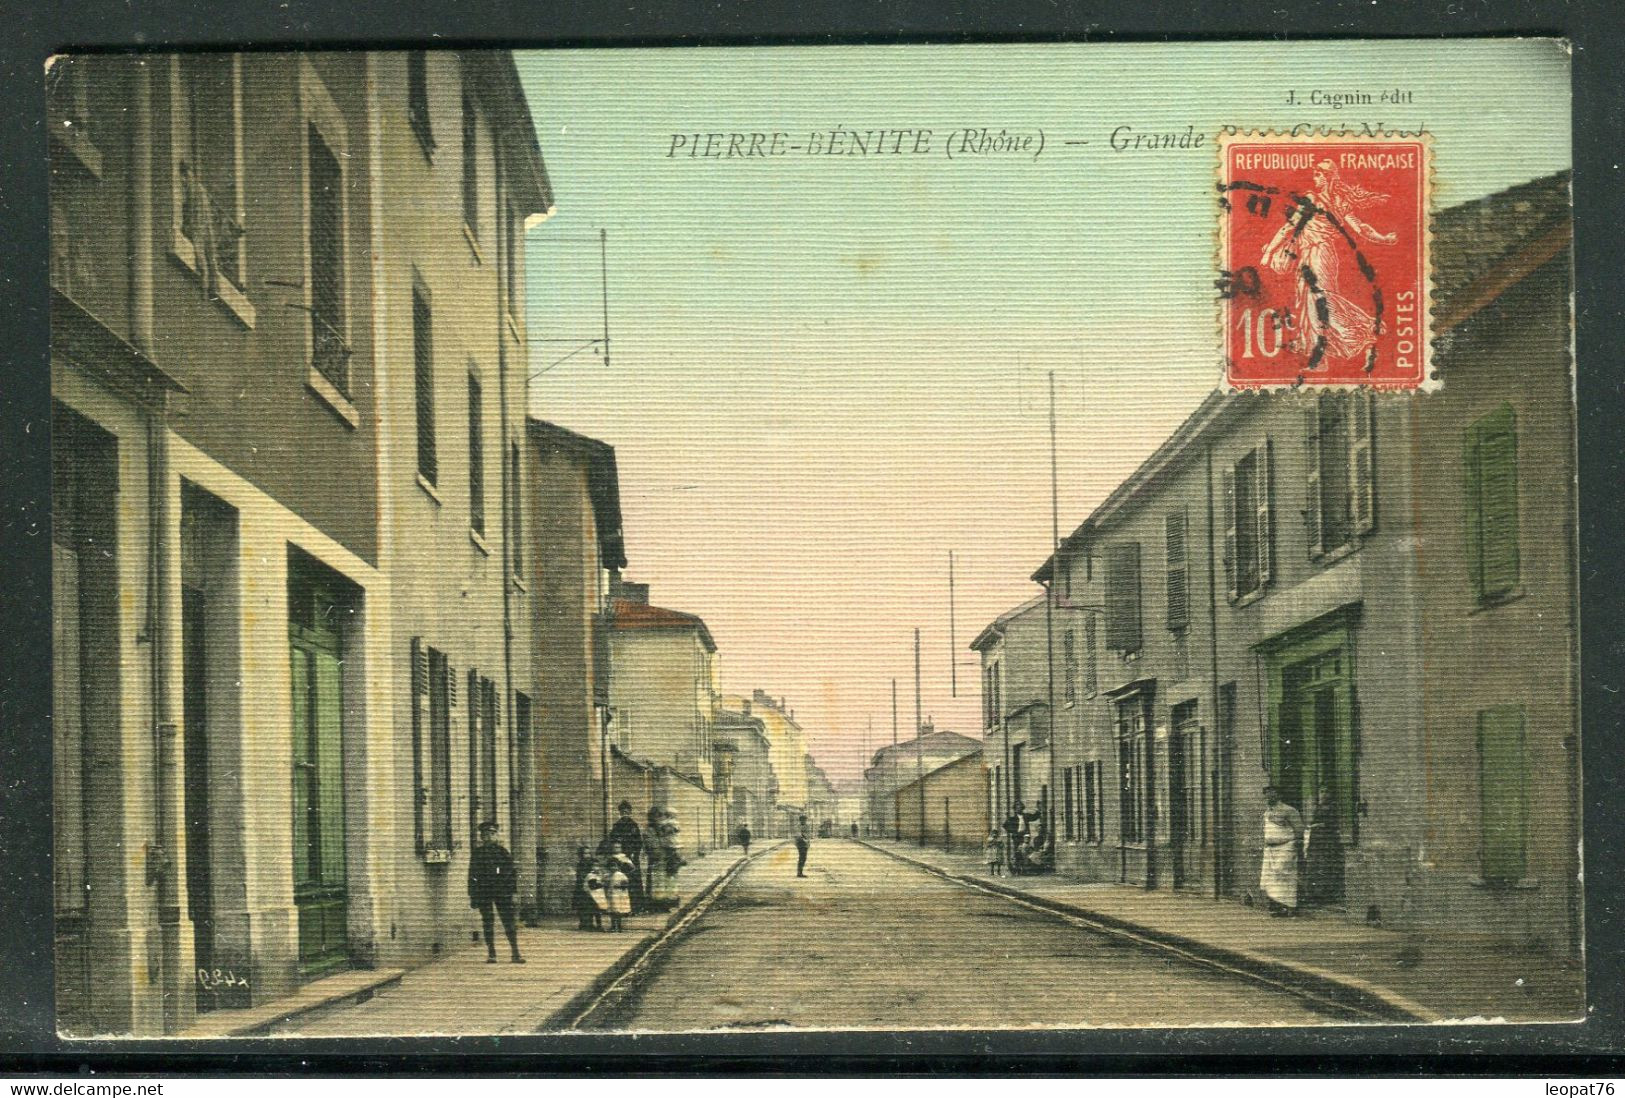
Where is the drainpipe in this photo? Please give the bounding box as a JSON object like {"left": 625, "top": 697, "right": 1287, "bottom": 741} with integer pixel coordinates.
{"left": 1206, "top": 446, "right": 1223, "bottom": 901}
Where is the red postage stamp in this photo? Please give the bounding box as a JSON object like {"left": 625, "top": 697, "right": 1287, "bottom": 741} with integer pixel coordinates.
{"left": 1218, "top": 132, "right": 1432, "bottom": 390}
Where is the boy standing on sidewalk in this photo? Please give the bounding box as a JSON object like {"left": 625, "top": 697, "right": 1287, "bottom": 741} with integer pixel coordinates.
{"left": 468, "top": 822, "right": 526, "bottom": 963}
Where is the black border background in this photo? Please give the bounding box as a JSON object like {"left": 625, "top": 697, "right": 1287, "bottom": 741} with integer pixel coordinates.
{"left": 2, "top": 0, "right": 1622, "bottom": 1076}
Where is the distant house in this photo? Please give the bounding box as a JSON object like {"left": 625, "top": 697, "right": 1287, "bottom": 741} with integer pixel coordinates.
{"left": 893, "top": 750, "right": 989, "bottom": 853}
{"left": 863, "top": 725, "right": 982, "bottom": 838}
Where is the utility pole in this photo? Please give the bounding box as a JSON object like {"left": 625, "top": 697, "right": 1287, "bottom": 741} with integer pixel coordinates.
{"left": 915, "top": 627, "right": 925, "bottom": 848}
{"left": 891, "top": 679, "right": 900, "bottom": 842}
{"left": 1044, "top": 370, "right": 1061, "bottom": 849}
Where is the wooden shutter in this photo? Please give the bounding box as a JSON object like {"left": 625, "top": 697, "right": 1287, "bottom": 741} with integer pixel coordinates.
{"left": 1476, "top": 705, "right": 1527, "bottom": 883}
{"left": 1256, "top": 438, "right": 1275, "bottom": 586}
{"left": 1084, "top": 616, "right": 1098, "bottom": 696}
{"left": 1221, "top": 465, "right": 1238, "bottom": 600}
{"left": 1479, "top": 405, "right": 1520, "bottom": 601}
{"left": 467, "top": 373, "right": 485, "bottom": 536}
{"left": 1063, "top": 630, "right": 1077, "bottom": 704}
{"left": 410, "top": 636, "right": 428, "bottom": 852}
{"left": 1350, "top": 392, "right": 1376, "bottom": 536}
{"left": 1165, "top": 511, "right": 1188, "bottom": 631}
{"left": 1305, "top": 403, "right": 1323, "bottom": 558}
{"left": 1105, "top": 542, "right": 1142, "bottom": 653}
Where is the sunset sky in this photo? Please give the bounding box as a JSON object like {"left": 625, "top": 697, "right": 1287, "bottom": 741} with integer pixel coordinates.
{"left": 514, "top": 39, "right": 1570, "bottom": 782}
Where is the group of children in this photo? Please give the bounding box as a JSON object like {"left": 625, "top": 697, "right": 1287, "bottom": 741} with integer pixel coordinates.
{"left": 573, "top": 842, "right": 636, "bottom": 933}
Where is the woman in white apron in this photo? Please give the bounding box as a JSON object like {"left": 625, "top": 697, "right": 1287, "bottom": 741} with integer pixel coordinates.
{"left": 1259, "top": 785, "right": 1305, "bottom": 916}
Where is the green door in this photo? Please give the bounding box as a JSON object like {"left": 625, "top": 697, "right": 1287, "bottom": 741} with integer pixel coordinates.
{"left": 291, "top": 614, "right": 348, "bottom": 975}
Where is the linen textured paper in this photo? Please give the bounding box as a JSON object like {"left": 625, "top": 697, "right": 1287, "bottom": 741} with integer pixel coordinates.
{"left": 46, "top": 39, "right": 1577, "bottom": 1037}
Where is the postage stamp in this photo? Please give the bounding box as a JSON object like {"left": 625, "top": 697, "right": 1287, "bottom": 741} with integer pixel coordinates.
{"left": 1218, "top": 131, "right": 1433, "bottom": 390}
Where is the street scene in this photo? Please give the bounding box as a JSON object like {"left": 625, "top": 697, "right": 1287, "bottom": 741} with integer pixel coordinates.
{"left": 46, "top": 41, "right": 1580, "bottom": 1039}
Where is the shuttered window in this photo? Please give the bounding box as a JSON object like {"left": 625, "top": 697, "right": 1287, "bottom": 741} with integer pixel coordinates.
{"left": 308, "top": 125, "right": 348, "bottom": 393}
{"left": 411, "top": 640, "right": 454, "bottom": 855}
{"left": 1223, "top": 440, "right": 1274, "bottom": 600}
{"left": 467, "top": 373, "right": 485, "bottom": 535}
{"left": 1165, "top": 510, "right": 1189, "bottom": 632}
{"left": 180, "top": 55, "right": 246, "bottom": 293}
{"left": 413, "top": 289, "right": 437, "bottom": 485}
{"left": 1476, "top": 704, "right": 1527, "bottom": 884}
{"left": 1105, "top": 542, "right": 1142, "bottom": 653}
{"left": 461, "top": 95, "right": 478, "bottom": 237}
{"left": 1063, "top": 629, "right": 1077, "bottom": 705}
{"left": 407, "top": 51, "right": 433, "bottom": 153}
{"left": 1465, "top": 404, "right": 1521, "bottom": 604}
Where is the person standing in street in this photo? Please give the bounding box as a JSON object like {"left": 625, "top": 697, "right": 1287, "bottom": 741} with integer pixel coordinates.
{"left": 606, "top": 850, "right": 634, "bottom": 933}
{"left": 795, "top": 814, "right": 811, "bottom": 877}
{"left": 468, "top": 822, "right": 525, "bottom": 963}
{"left": 1259, "top": 785, "right": 1305, "bottom": 917}
{"left": 1303, "top": 786, "right": 1345, "bottom": 909}
{"left": 736, "top": 822, "right": 752, "bottom": 858}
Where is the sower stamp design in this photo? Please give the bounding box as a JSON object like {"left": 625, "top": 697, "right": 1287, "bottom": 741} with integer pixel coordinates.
{"left": 1218, "top": 132, "right": 1432, "bottom": 390}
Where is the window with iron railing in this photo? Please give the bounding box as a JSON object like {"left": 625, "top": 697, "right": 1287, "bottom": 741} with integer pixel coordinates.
{"left": 307, "top": 124, "right": 350, "bottom": 393}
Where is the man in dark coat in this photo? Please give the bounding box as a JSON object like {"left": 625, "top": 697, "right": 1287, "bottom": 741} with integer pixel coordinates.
{"left": 736, "top": 822, "right": 752, "bottom": 857}
{"left": 468, "top": 822, "right": 524, "bottom": 963}
{"left": 604, "top": 800, "right": 646, "bottom": 913}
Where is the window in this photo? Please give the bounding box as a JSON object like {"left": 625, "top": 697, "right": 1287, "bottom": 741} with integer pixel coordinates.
{"left": 1465, "top": 404, "right": 1520, "bottom": 605}
{"left": 413, "top": 288, "right": 437, "bottom": 486}
{"left": 410, "top": 640, "right": 454, "bottom": 855}
{"left": 1306, "top": 392, "right": 1376, "bottom": 558}
{"left": 170, "top": 55, "right": 251, "bottom": 321}
{"left": 1165, "top": 511, "right": 1189, "bottom": 632}
{"left": 1104, "top": 542, "right": 1142, "bottom": 654}
{"left": 467, "top": 373, "right": 485, "bottom": 536}
{"left": 1063, "top": 629, "right": 1077, "bottom": 705}
{"left": 471, "top": 676, "right": 499, "bottom": 829}
{"left": 1083, "top": 616, "right": 1098, "bottom": 697}
{"left": 1117, "top": 700, "right": 1145, "bottom": 844}
{"left": 307, "top": 125, "right": 348, "bottom": 393}
{"left": 1222, "top": 440, "right": 1274, "bottom": 601}
{"left": 509, "top": 442, "right": 524, "bottom": 577}
{"left": 991, "top": 661, "right": 1002, "bottom": 727}
{"left": 461, "top": 95, "right": 479, "bottom": 239}
{"left": 407, "top": 51, "right": 433, "bottom": 155}
{"left": 1476, "top": 704, "right": 1527, "bottom": 884}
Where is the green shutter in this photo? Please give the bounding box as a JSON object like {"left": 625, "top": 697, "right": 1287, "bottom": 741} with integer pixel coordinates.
{"left": 1476, "top": 705, "right": 1527, "bottom": 883}
{"left": 1105, "top": 542, "right": 1142, "bottom": 653}
{"left": 1221, "top": 465, "right": 1238, "bottom": 599}
{"left": 314, "top": 649, "right": 347, "bottom": 886}
{"left": 1256, "top": 437, "right": 1274, "bottom": 585}
{"left": 1350, "top": 392, "right": 1376, "bottom": 536}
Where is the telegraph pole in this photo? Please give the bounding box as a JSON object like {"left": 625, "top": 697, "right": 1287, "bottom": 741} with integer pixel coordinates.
{"left": 915, "top": 627, "right": 926, "bottom": 847}
{"left": 1044, "top": 370, "right": 1061, "bottom": 848}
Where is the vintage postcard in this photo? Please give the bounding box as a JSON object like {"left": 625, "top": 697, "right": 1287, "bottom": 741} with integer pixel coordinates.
{"left": 46, "top": 38, "right": 1577, "bottom": 1038}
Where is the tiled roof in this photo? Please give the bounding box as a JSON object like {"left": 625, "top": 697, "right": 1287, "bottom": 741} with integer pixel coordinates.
{"left": 1432, "top": 171, "right": 1570, "bottom": 307}
{"left": 610, "top": 598, "right": 717, "bottom": 652}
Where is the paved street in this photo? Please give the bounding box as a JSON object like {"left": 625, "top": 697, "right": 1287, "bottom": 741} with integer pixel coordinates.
{"left": 576, "top": 839, "right": 1336, "bottom": 1030}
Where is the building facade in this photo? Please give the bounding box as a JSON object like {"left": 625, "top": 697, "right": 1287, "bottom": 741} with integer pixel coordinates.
{"left": 862, "top": 727, "right": 982, "bottom": 840}
{"left": 50, "top": 49, "right": 552, "bottom": 1036}
{"left": 522, "top": 420, "right": 626, "bottom": 914}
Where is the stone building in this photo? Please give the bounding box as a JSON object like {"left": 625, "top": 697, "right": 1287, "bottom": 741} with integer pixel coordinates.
{"left": 49, "top": 49, "right": 552, "bottom": 1036}
{"left": 863, "top": 726, "right": 983, "bottom": 840}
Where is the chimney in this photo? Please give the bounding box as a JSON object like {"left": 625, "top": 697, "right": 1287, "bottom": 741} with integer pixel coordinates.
{"left": 742, "top": 700, "right": 752, "bottom": 716}
{"left": 616, "top": 579, "right": 650, "bottom": 604}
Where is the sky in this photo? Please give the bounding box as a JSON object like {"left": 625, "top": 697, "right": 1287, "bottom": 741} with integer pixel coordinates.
{"left": 513, "top": 40, "right": 1571, "bottom": 783}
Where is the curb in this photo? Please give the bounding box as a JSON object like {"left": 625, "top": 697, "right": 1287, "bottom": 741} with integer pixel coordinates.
{"left": 538, "top": 841, "right": 783, "bottom": 1032}
{"left": 858, "top": 839, "right": 1440, "bottom": 1024}
{"left": 184, "top": 968, "right": 408, "bottom": 1039}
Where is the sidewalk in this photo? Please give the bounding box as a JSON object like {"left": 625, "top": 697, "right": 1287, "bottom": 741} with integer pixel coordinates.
{"left": 861, "top": 838, "right": 1584, "bottom": 1024}
{"left": 185, "top": 843, "right": 763, "bottom": 1038}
